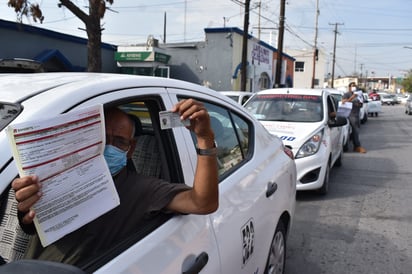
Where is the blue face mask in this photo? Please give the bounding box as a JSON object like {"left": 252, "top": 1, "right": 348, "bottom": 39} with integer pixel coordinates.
{"left": 104, "top": 145, "right": 127, "bottom": 176}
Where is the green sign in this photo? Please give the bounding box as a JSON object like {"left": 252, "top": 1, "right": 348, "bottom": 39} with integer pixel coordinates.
{"left": 154, "top": 52, "right": 170, "bottom": 63}
{"left": 115, "top": 51, "right": 170, "bottom": 64}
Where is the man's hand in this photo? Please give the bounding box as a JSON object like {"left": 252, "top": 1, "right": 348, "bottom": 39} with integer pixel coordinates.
{"left": 171, "top": 99, "right": 215, "bottom": 142}
{"left": 12, "top": 175, "right": 42, "bottom": 225}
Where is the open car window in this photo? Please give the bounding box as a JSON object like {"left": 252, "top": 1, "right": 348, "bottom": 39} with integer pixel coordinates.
{"left": 116, "top": 97, "right": 185, "bottom": 186}
{"left": 179, "top": 97, "right": 252, "bottom": 180}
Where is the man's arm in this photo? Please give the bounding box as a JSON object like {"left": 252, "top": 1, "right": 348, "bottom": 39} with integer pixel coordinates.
{"left": 342, "top": 92, "right": 357, "bottom": 103}
{"left": 166, "top": 99, "right": 219, "bottom": 214}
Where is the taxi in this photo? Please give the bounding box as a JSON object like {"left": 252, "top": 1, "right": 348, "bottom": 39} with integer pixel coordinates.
{"left": 244, "top": 88, "right": 347, "bottom": 195}
{"left": 0, "top": 73, "right": 296, "bottom": 273}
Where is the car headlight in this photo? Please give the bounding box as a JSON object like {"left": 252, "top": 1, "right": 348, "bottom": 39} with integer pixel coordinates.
{"left": 295, "top": 129, "right": 324, "bottom": 159}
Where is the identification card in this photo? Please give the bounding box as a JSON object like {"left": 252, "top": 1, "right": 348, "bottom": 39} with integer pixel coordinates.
{"left": 159, "top": 111, "right": 190, "bottom": 129}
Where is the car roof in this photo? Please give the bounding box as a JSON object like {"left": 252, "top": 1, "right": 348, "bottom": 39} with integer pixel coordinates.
{"left": 256, "top": 88, "right": 325, "bottom": 96}
{"left": 0, "top": 73, "right": 216, "bottom": 103}
{"left": 219, "top": 91, "right": 255, "bottom": 96}
{"left": 323, "top": 88, "right": 344, "bottom": 95}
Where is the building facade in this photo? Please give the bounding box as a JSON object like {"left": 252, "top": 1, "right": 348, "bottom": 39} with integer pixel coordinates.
{"left": 115, "top": 27, "right": 295, "bottom": 92}
{"left": 286, "top": 48, "right": 327, "bottom": 89}
{"left": 0, "top": 19, "right": 118, "bottom": 72}
{"left": 1, "top": 19, "right": 296, "bottom": 93}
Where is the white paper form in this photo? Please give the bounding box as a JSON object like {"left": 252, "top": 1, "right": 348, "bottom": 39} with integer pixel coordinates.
{"left": 337, "top": 102, "right": 353, "bottom": 118}
{"left": 6, "top": 105, "right": 119, "bottom": 247}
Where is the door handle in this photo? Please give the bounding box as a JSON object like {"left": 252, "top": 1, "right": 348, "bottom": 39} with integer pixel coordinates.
{"left": 266, "top": 181, "right": 278, "bottom": 197}
{"left": 182, "top": 252, "right": 209, "bottom": 274}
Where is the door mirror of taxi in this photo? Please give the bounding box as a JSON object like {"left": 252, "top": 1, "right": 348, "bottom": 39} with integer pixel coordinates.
{"left": 328, "top": 116, "right": 347, "bottom": 128}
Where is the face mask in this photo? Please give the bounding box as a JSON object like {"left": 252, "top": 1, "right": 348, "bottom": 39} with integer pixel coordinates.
{"left": 104, "top": 145, "right": 127, "bottom": 175}
{"left": 351, "top": 87, "right": 356, "bottom": 92}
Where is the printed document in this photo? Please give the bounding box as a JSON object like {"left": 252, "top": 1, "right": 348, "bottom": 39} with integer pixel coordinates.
{"left": 7, "top": 105, "right": 119, "bottom": 247}
{"left": 337, "top": 102, "right": 352, "bottom": 118}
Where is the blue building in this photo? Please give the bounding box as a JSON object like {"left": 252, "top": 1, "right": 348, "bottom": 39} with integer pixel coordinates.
{"left": 0, "top": 19, "right": 117, "bottom": 72}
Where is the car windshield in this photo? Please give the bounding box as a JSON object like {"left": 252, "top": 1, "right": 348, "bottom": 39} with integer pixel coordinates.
{"left": 0, "top": 102, "right": 22, "bottom": 131}
{"left": 245, "top": 94, "right": 323, "bottom": 122}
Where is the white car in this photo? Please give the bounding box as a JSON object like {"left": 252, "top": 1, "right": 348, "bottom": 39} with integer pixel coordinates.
{"left": 378, "top": 92, "right": 396, "bottom": 105}
{"left": 367, "top": 93, "right": 382, "bottom": 117}
{"left": 244, "top": 88, "right": 347, "bottom": 195}
{"left": 359, "top": 93, "right": 369, "bottom": 124}
{"left": 0, "top": 73, "right": 296, "bottom": 274}
{"left": 219, "top": 91, "right": 255, "bottom": 105}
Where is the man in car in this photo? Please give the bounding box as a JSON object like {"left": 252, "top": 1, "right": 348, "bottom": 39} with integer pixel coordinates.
{"left": 342, "top": 82, "right": 367, "bottom": 153}
{"left": 11, "top": 98, "right": 218, "bottom": 266}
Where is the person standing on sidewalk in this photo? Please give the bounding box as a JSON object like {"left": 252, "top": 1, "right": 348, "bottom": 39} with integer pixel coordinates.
{"left": 342, "top": 82, "right": 367, "bottom": 153}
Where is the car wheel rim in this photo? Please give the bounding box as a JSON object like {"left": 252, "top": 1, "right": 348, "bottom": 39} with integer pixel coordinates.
{"left": 266, "top": 231, "right": 285, "bottom": 274}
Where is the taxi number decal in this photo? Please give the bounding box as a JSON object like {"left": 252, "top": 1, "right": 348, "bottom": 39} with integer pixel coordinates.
{"left": 241, "top": 219, "right": 255, "bottom": 266}
{"left": 280, "top": 135, "right": 296, "bottom": 141}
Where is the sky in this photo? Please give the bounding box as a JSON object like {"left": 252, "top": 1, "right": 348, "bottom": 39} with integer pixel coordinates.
{"left": 1, "top": 0, "right": 411, "bottom": 78}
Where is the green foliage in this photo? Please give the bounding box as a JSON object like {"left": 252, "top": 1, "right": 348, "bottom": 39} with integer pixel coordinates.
{"left": 401, "top": 69, "right": 412, "bottom": 92}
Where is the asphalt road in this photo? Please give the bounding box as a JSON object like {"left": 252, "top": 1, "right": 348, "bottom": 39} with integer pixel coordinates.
{"left": 285, "top": 104, "right": 412, "bottom": 274}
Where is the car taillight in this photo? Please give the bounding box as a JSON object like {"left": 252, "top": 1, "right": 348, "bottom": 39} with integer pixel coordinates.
{"left": 283, "top": 145, "right": 294, "bottom": 160}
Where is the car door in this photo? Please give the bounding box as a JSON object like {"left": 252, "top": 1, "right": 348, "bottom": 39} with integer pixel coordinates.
{"left": 167, "top": 88, "right": 294, "bottom": 273}
{"left": 69, "top": 87, "right": 221, "bottom": 274}
{"left": 326, "top": 94, "right": 342, "bottom": 163}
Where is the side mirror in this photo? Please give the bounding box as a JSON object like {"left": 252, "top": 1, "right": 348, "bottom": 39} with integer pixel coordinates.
{"left": 328, "top": 116, "right": 347, "bottom": 128}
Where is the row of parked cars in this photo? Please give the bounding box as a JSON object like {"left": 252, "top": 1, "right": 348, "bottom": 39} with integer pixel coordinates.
{"left": 223, "top": 87, "right": 390, "bottom": 196}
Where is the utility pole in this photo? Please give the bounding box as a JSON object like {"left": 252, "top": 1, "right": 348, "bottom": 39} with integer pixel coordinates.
{"left": 274, "top": 0, "right": 286, "bottom": 87}
{"left": 163, "top": 12, "right": 166, "bottom": 43}
{"left": 311, "top": 0, "right": 319, "bottom": 88}
{"left": 184, "top": 0, "right": 187, "bottom": 42}
{"left": 329, "top": 22, "right": 343, "bottom": 88}
{"left": 257, "top": 1, "right": 262, "bottom": 40}
{"left": 241, "top": 0, "right": 250, "bottom": 91}
{"left": 360, "top": 63, "right": 364, "bottom": 88}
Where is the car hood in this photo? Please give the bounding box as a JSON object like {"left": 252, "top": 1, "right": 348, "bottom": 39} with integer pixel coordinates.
{"left": 259, "top": 120, "right": 324, "bottom": 151}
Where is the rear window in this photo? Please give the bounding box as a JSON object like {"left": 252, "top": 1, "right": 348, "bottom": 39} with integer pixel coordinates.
{"left": 0, "top": 102, "right": 22, "bottom": 131}
{"left": 244, "top": 94, "right": 323, "bottom": 122}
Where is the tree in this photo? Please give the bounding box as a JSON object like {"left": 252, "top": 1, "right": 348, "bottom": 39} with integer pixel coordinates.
{"left": 401, "top": 69, "right": 412, "bottom": 92}
{"left": 7, "top": 0, "right": 114, "bottom": 72}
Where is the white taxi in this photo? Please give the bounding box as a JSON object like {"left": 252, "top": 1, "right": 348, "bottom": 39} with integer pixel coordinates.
{"left": 218, "top": 91, "right": 255, "bottom": 105}
{"left": 0, "top": 73, "right": 296, "bottom": 273}
{"left": 244, "top": 88, "right": 347, "bottom": 195}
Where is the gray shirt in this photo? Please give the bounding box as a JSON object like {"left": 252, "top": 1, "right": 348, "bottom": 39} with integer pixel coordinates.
{"left": 23, "top": 167, "right": 190, "bottom": 266}
{"left": 343, "top": 91, "right": 362, "bottom": 118}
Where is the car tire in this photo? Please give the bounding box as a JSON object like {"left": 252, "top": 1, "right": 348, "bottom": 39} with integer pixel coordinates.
{"left": 343, "top": 138, "right": 349, "bottom": 152}
{"left": 264, "top": 220, "right": 287, "bottom": 274}
{"left": 361, "top": 112, "right": 368, "bottom": 123}
{"left": 317, "top": 160, "right": 330, "bottom": 195}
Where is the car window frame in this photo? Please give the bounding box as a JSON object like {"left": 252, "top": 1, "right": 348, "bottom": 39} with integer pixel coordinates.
{"left": 176, "top": 95, "right": 254, "bottom": 182}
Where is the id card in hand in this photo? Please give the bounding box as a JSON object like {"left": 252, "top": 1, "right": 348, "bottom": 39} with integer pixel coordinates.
{"left": 159, "top": 111, "right": 190, "bottom": 130}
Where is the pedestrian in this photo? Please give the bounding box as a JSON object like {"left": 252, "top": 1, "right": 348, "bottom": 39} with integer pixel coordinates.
{"left": 342, "top": 82, "right": 367, "bottom": 153}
